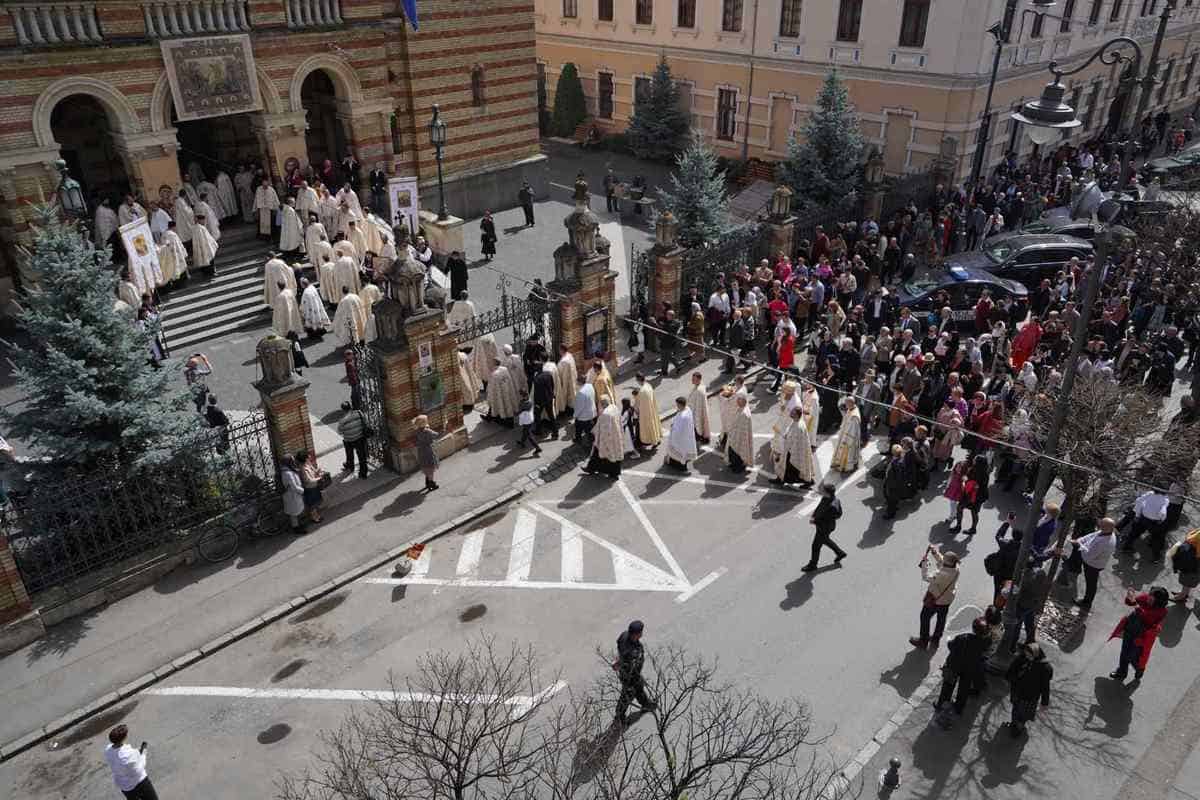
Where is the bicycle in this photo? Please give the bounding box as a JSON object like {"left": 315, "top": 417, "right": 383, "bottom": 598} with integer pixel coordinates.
{"left": 195, "top": 494, "right": 287, "bottom": 563}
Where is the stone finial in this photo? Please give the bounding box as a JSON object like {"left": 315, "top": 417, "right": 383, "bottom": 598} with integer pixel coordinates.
{"left": 565, "top": 200, "right": 600, "bottom": 257}
{"left": 769, "top": 185, "right": 794, "bottom": 220}
{"left": 573, "top": 176, "right": 589, "bottom": 208}
{"left": 256, "top": 335, "right": 294, "bottom": 386}
{"left": 373, "top": 297, "right": 407, "bottom": 344}
{"left": 655, "top": 210, "right": 678, "bottom": 249}
{"left": 378, "top": 249, "right": 426, "bottom": 316}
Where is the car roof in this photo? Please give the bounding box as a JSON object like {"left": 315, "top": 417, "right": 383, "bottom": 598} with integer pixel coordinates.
{"left": 990, "top": 233, "right": 1093, "bottom": 249}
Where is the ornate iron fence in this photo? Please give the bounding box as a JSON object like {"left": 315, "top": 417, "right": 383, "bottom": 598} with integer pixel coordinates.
{"left": 2, "top": 410, "right": 276, "bottom": 597}
{"left": 349, "top": 342, "right": 388, "bottom": 467}
{"left": 455, "top": 275, "right": 561, "bottom": 355}
{"left": 629, "top": 242, "right": 653, "bottom": 315}
{"left": 879, "top": 164, "right": 940, "bottom": 221}
{"left": 680, "top": 223, "right": 769, "bottom": 302}
{"left": 790, "top": 195, "right": 863, "bottom": 258}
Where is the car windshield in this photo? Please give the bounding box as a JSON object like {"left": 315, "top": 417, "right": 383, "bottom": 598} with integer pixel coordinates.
{"left": 902, "top": 278, "right": 941, "bottom": 296}
{"left": 1024, "top": 221, "right": 1051, "bottom": 233}
{"left": 984, "top": 242, "right": 1013, "bottom": 263}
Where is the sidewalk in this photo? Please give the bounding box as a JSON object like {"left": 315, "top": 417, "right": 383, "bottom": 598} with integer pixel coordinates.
{"left": 0, "top": 345, "right": 748, "bottom": 757}
{"left": 837, "top": 571, "right": 1200, "bottom": 800}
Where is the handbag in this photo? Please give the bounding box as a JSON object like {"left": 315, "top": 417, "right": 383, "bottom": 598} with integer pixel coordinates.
{"left": 317, "top": 471, "right": 332, "bottom": 490}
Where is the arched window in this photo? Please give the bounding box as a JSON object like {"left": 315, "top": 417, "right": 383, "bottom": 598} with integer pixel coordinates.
{"left": 471, "top": 65, "right": 486, "bottom": 107}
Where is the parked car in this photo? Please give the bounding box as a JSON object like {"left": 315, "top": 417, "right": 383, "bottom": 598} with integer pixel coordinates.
{"left": 1141, "top": 141, "right": 1200, "bottom": 182}
{"left": 893, "top": 264, "right": 1028, "bottom": 328}
{"left": 986, "top": 210, "right": 1098, "bottom": 244}
{"left": 945, "top": 234, "right": 1093, "bottom": 287}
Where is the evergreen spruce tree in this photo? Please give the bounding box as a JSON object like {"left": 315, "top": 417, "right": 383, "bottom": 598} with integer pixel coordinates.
{"left": 658, "top": 132, "right": 730, "bottom": 248}
{"left": 778, "top": 69, "right": 865, "bottom": 209}
{"left": 3, "top": 207, "right": 196, "bottom": 469}
{"left": 551, "top": 63, "right": 588, "bottom": 138}
{"left": 626, "top": 56, "right": 690, "bottom": 162}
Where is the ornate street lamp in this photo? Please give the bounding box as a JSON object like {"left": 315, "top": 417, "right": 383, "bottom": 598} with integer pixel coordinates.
{"left": 429, "top": 104, "right": 449, "bottom": 221}
{"left": 1011, "top": 78, "right": 1081, "bottom": 146}
{"left": 54, "top": 159, "right": 86, "bottom": 218}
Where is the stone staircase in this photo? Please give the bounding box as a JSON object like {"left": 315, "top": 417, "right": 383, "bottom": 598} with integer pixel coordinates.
{"left": 160, "top": 223, "right": 271, "bottom": 355}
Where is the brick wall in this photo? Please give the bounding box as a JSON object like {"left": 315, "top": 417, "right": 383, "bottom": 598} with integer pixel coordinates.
{"left": 259, "top": 381, "right": 316, "bottom": 461}
{"left": 0, "top": 532, "right": 32, "bottom": 625}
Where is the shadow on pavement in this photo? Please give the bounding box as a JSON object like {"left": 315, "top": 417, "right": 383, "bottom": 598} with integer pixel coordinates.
{"left": 879, "top": 647, "right": 932, "bottom": 697}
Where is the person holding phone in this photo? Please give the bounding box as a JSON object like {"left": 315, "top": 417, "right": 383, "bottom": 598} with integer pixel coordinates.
{"left": 104, "top": 724, "right": 159, "bottom": 799}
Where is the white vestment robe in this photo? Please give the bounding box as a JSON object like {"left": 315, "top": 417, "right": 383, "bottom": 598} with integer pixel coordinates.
{"left": 487, "top": 365, "right": 520, "bottom": 420}
{"left": 594, "top": 404, "right": 624, "bottom": 463}
{"left": 725, "top": 406, "right": 754, "bottom": 467}
{"left": 458, "top": 352, "right": 482, "bottom": 405}
{"left": 332, "top": 255, "right": 362, "bottom": 296}
{"left": 118, "top": 280, "right": 140, "bottom": 308}
{"left": 447, "top": 299, "right": 476, "bottom": 328}
{"left": 348, "top": 226, "right": 368, "bottom": 264}
{"left": 634, "top": 382, "right": 663, "bottom": 446}
{"left": 197, "top": 182, "right": 221, "bottom": 216}
{"left": 158, "top": 230, "right": 188, "bottom": 282}
{"left": 333, "top": 293, "right": 368, "bottom": 346}
{"left": 300, "top": 284, "right": 331, "bottom": 331}
{"left": 304, "top": 223, "right": 329, "bottom": 262}
{"left": 272, "top": 288, "right": 302, "bottom": 337}
{"left": 666, "top": 408, "right": 699, "bottom": 465}
{"left": 781, "top": 418, "right": 816, "bottom": 483}
{"left": 263, "top": 258, "right": 296, "bottom": 306}
{"left": 93, "top": 206, "right": 118, "bottom": 248}
{"left": 554, "top": 353, "right": 578, "bottom": 416}
{"left": 830, "top": 408, "right": 862, "bottom": 472}
{"left": 234, "top": 170, "right": 255, "bottom": 223}
{"left": 150, "top": 208, "right": 171, "bottom": 243}
{"left": 296, "top": 186, "right": 320, "bottom": 222}
{"left": 180, "top": 182, "right": 199, "bottom": 208}
{"left": 471, "top": 335, "right": 499, "bottom": 384}
{"left": 688, "top": 385, "right": 712, "bottom": 439}
{"left": 216, "top": 172, "right": 238, "bottom": 220}
{"left": 195, "top": 201, "right": 220, "bottom": 240}
{"left": 317, "top": 257, "right": 338, "bottom": 304}
{"left": 279, "top": 205, "right": 304, "bottom": 252}
{"left": 191, "top": 225, "right": 218, "bottom": 268}
{"left": 118, "top": 202, "right": 146, "bottom": 227}
{"left": 173, "top": 196, "right": 195, "bottom": 243}
{"left": 254, "top": 185, "right": 280, "bottom": 235}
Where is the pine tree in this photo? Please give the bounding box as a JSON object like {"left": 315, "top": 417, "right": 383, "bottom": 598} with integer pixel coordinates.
{"left": 626, "top": 56, "right": 690, "bottom": 162}
{"left": 658, "top": 132, "right": 730, "bottom": 248}
{"left": 3, "top": 207, "right": 196, "bottom": 469}
{"left": 551, "top": 63, "right": 588, "bottom": 138}
{"left": 778, "top": 69, "right": 865, "bottom": 210}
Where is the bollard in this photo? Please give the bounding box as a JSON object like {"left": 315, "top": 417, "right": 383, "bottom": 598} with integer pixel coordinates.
{"left": 878, "top": 756, "right": 902, "bottom": 791}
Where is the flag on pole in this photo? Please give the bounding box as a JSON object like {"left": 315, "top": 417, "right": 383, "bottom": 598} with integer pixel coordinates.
{"left": 401, "top": 0, "right": 418, "bottom": 29}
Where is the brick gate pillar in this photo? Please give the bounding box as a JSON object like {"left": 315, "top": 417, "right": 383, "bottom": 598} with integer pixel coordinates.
{"left": 373, "top": 300, "right": 468, "bottom": 474}
{"left": 651, "top": 210, "right": 684, "bottom": 320}
{"left": 0, "top": 529, "right": 44, "bottom": 654}
{"left": 253, "top": 335, "right": 316, "bottom": 461}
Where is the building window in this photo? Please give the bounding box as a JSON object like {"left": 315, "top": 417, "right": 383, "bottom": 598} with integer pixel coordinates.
{"left": 1064, "top": 86, "right": 1081, "bottom": 140}
{"left": 537, "top": 63, "right": 547, "bottom": 112}
{"left": 1030, "top": 9, "right": 1045, "bottom": 37}
{"left": 835, "top": 0, "right": 861, "bottom": 41}
{"left": 677, "top": 0, "right": 695, "bottom": 27}
{"left": 1082, "top": 82, "right": 1100, "bottom": 128}
{"left": 599, "top": 72, "right": 614, "bottom": 118}
{"left": 563, "top": 0, "right": 577, "bottom": 18}
{"left": 779, "top": 0, "right": 801, "bottom": 36}
{"left": 1110, "top": 0, "right": 1124, "bottom": 22}
{"left": 1158, "top": 59, "right": 1173, "bottom": 103}
{"left": 1088, "top": 0, "right": 1101, "bottom": 24}
{"left": 1001, "top": 1, "right": 1016, "bottom": 41}
{"left": 722, "top": 0, "right": 743, "bottom": 31}
{"left": 717, "top": 88, "right": 737, "bottom": 140}
{"left": 1185, "top": 54, "right": 1198, "bottom": 97}
{"left": 1060, "top": 0, "right": 1075, "bottom": 31}
{"left": 599, "top": 0, "right": 613, "bottom": 20}
{"left": 898, "top": 0, "right": 929, "bottom": 47}
{"left": 1141, "top": 0, "right": 1156, "bottom": 14}
{"left": 471, "top": 66, "right": 485, "bottom": 106}
{"left": 635, "top": 76, "right": 651, "bottom": 107}
{"left": 636, "top": 0, "right": 652, "bottom": 25}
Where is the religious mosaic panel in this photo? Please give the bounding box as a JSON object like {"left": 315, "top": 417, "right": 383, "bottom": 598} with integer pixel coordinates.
{"left": 160, "top": 34, "right": 262, "bottom": 122}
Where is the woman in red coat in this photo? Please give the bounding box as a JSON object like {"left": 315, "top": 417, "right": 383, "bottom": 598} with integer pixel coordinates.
{"left": 1010, "top": 319, "right": 1042, "bottom": 369}
{"left": 1109, "top": 587, "right": 1170, "bottom": 682}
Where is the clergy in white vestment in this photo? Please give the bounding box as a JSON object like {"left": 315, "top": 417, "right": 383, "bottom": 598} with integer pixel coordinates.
{"left": 724, "top": 394, "right": 754, "bottom": 475}
{"left": 216, "top": 171, "right": 238, "bottom": 220}
{"left": 186, "top": 161, "right": 205, "bottom": 187}
{"left": 333, "top": 239, "right": 358, "bottom": 265}
{"left": 775, "top": 407, "right": 816, "bottom": 487}
{"left": 317, "top": 254, "right": 338, "bottom": 304}
{"left": 446, "top": 293, "right": 476, "bottom": 328}
{"left": 801, "top": 384, "right": 820, "bottom": 439}
{"left": 191, "top": 216, "right": 219, "bottom": 271}
{"left": 503, "top": 344, "right": 527, "bottom": 397}
{"left": 271, "top": 283, "right": 302, "bottom": 338}
{"left": 93, "top": 200, "right": 118, "bottom": 248}
{"left": 470, "top": 334, "right": 499, "bottom": 388}
{"left": 555, "top": 345, "right": 577, "bottom": 416}
{"left": 234, "top": 166, "right": 255, "bottom": 223}
{"left": 318, "top": 186, "right": 339, "bottom": 232}
{"left": 262, "top": 256, "right": 295, "bottom": 306}
{"left": 458, "top": 350, "right": 482, "bottom": 407}
{"left": 296, "top": 181, "right": 320, "bottom": 222}
{"left": 717, "top": 376, "right": 748, "bottom": 449}
{"left": 687, "top": 371, "right": 712, "bottom": 443}
{"left": 195, "top": 195, "right": 220, "bottom": 240}
{"left": 253, "top": 180, "right": 280, "bottom": 237}
{"left": 118, "top": 278, "right": 140, "bottom": 308}
{"left": 332, "top": 254, "right": 362, "bottom": 296}
{"left": 589, "top": 360, "right": 615, "bottom": 408}
{"left": 279, "top": 199, "right": 304, "bottom": 253}
{"left": 149, "top": 203, "right": 171, "bottom": 243}
{"left": 304, "top": 219, "right": 328, "bottom": 259}
{"left": 665, "top": 398, "right": 698, "bottom": 471}
{"left": 336, "top": 199, "right": 362, "bottom": 238}
{"left": 299, "top": 279, "right": 331, "bottom": 336}
{"left": 197, "top": 181, "right": 221, "bottom": 217}
{"left": 582, "top": 396, "right": 623, "bottom": 478}
{"left": 179, "top": 176, "right": 200, "bottom": 207}
{"left": 347, "top": 221, "right": 368, "bottom": 264}
{"left": 359, "top": 280, "right": 381, "bottom": 309}
{"left": 173, "top": 193, "right": 195, "bottom": 243}
{"left": 769, "top": 382, "right": 802, "bottom": 478}
{"left": 336, "top": 184, "right": 362, "bottom": 216}
{"left": 830, "top": 397, "right": 862, "bottom": 473}
{"left": 118, "top": 196, "right": 145, "bottom": 227}
{"left": 633, "top": 374, "right": 663, "bottom": 447}
{"left": 332, "top": 288, "right": 367, "bottom": 346}
{"left": 486, "top": 359, "right": 519, "bottom": 425}
{"left": 157, "top": 221, "right": 188, "bottom": 283}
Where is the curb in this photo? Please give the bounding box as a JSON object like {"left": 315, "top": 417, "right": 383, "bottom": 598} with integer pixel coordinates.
{"left": 0, "top": 487, "right": 524, "bottom": 763}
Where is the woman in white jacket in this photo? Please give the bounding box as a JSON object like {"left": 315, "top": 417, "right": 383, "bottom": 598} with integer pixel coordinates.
{"left": 280, "top": 455, "right": 307, "bottom": 535}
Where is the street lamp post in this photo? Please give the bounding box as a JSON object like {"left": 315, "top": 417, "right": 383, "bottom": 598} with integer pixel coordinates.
{"left": 429, "top": 104, "right": 449, "bottom": 221}
{"left": 988, "top": 5, "right": 1176, "bottom": 669}
{"left": 970, "top": 0, "right": 1057, "bottom": 190}
{"left": 54, "top": 159, "right": 86, "bottom": 219}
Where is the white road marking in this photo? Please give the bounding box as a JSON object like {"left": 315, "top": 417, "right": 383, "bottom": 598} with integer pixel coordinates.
{"left": 366, "top": 576, "right": 684, "bottom": 593}
{"left": 561, "top": 518, "right": 584, "bottom": 583}
{"left": 456, "top": 529, "right": 486, "bottom": 577}
{"left": 616, "top": 480, "right": 689, "bottom": 584}
{"left": 798, "top": 459, "right": 873, "bottom": 515}
{"left": 144, "top": 681, "right": 569, "bottom": 711}
{"left": 675, "top": 568, "right": 726, "bottom": 603}
{"left": 506, "top": 508, "right": 537, "bottom": 581}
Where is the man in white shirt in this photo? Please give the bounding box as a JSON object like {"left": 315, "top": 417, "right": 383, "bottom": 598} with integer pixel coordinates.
{"left": 1121, "top": 488, "right": 1171, "bottom": 559}
{"left": 572, "top": 376, "right": 597, "bottom": 444}
{"left": 1058, "top": 517, "right": 1117, "bottom": 608}
{"left": 104, "top": 724, "right": 158, "bottom": 799}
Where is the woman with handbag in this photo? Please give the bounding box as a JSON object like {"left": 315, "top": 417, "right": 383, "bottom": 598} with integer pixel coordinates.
{"left": 279, "top": 455, "right": 307, "bottom": 535}
{"left": 910, "top": 544, "right": 959, "bottom": 651}
{"left": 296, "top": 449, "right": 327, "bottom": 523}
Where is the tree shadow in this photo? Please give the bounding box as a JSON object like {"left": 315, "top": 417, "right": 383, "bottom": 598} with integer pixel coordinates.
{"left": 1080, "top": 676, "right": 1135, "bottom": 739}
{"left": 24, "top": 606, "right": 99, "bottom": 664}
{"left": 750, "top": 492, "right": 798, "bottom": 520}
{"left": 373, "top": 488, "right": 427, "bottom": 521}
{"left": 309, "top": 346, "right": 349, "bottom": 369}
{"left": 569, "top": 715, "right": 643, "bottom": 786}
{"left": 879, "top": 648, "right": 932, "bottom": 697}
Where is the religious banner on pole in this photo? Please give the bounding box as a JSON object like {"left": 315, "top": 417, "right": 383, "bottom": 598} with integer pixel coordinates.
{"left": 387, "top": 176, "right": 420, "bottom": 240}
{"left": 119, "top": 217, "right": 161, "bottom": 294}
{"left": 160, "top": 34, "right": 262, "bottom": 122}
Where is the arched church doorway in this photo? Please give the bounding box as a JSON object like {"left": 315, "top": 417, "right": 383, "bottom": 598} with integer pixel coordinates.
{"left": 50, "top": 94, "right": 131, "bottom": 206}
{"left": 170, "top": 102, "right": 264, "bottom": 192}
{"left": 301, "top": 69, "right": 346, "bottom": 169}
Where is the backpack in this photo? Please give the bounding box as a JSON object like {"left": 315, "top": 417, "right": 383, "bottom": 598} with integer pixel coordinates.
{"left": 830, "top": 499, "right": 843, "bottom": 520}
{"left": 984, "top": 551, "right": 999, "bottom": 576}
{"left": 1172, "top": 542, "right": 1198, "bottom": 574}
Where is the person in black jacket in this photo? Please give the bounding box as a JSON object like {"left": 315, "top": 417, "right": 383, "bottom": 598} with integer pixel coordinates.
{"left": 803, "top": 483, "right": 847, "bottom": 571}
{"left": 518, "top": 181, "right": 535, "bottom": 226}
{"left": 368, "top": 164, "right": 387, "bottom": 215}
{"left": 935, "top": 617, "right": 990, "bottom": 724}
{"left": 986, "top": 514, "right": 1023, "bottom": 605}
{"left": 447, "top": 251, "right": 469, "bottom": 302}
{"left": 532, "top": 364, "right": 558, "bottom": 437}
{"left": 882, "top": 445, "right": 909, "bottom": 519}
{"left": 1005, "top": 642, "right": 1052, "bottom": 738}
{"left": 613, "top": 620, "right": 656, "bottom": 725}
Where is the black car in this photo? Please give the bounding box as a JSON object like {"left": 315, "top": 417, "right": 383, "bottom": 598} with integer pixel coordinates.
{"left": 893, "top": 265, "right": 1028, "bottom": 329}
{"left": 985, "top": 209, "right": 1097, "bottom": 245}
{"left": 944, "top": 234, "right": 1093, "bottom": 287}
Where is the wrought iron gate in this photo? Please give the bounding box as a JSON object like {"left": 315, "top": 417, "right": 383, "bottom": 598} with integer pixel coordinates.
{"left": 455, "top": 275, "right": 562, "bottom": 355}
{"left": 630, "top": 243, "right": 653, "bottom": 315}
{"left": 680, "top": 224, "right": 769, "bottom": 302}
{"left": 349, "top": 342, "right": 388, "bottom": 467}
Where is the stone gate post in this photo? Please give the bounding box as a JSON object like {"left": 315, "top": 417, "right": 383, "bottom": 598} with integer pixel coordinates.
{"left": 764, "top": 185, "right": 797, "bottom": 262}
{"left": 651, "top": 210, "right": 684, "bottom": 322}
{"left": 0, "top": 530, "right": 43, "bottom": 654}
{"left": 253, "top": 336, "right": 316, "bottom": 461}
